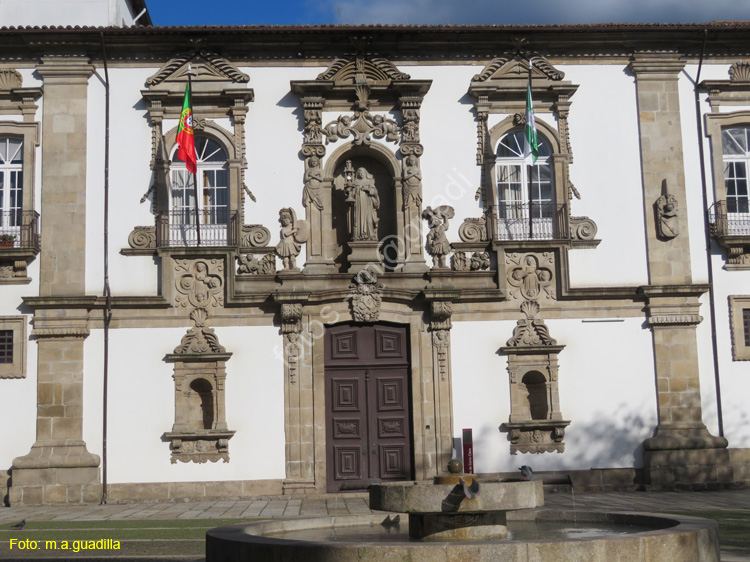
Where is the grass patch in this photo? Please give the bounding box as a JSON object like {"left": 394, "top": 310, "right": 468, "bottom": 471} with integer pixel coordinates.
{"left": 0, "top": 518, "right": 257, "bottom": 558}
{"left": 669, "top": 510, "right": 750, "bottom": 554}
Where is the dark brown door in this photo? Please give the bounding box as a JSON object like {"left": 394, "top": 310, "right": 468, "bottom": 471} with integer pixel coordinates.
{"left": 325, "top": 323, "right": 412, "bottom": 492}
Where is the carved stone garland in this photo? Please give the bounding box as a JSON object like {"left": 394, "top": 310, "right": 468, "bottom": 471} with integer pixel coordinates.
{"left": 500, "top": 301, "right": 569, "bottom": 455}
{"left": 429, "top": 301, "right": 453, "bottom": 383}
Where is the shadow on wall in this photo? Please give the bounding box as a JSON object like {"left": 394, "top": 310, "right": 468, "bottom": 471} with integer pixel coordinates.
{"left": 558, "top": 405, "right": 655, "bottom": 469}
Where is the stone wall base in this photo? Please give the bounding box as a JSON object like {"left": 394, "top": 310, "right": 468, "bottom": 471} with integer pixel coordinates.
{"left": 282, "top": 478, "right": 317, "bottom": 495}
{"left": 9, "top": 467, "right": 101, "bottom": 506}
{"left": 643, "top": 448, "right": 734, "bottom": 490}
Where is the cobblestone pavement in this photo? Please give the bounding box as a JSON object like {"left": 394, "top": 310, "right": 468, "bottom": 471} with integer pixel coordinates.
{"left": 1, "top": 488, "right": 748, "bottom": 522}
{"left": 1, "top": 488, "right": 748, "bottom": 560}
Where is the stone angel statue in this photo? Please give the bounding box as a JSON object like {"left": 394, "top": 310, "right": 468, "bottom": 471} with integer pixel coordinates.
{"left": 422, "top": 205, "right": 455, "bottom": 269}
{"left": 275, "top": 208, "right": 309, "bottom": 272}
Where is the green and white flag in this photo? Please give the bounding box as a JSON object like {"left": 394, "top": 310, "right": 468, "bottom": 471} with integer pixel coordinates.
{"left": 523, "top": 82, "right": 538, "bottom": 166}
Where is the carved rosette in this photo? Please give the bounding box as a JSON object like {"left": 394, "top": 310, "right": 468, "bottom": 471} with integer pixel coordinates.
{"left": 349, "top": 269, "right": 384, "bottom": 323}
{"left": 174, "top": 259, "right": 224, "bottom": 309}
{"left": 506, "top": 252, "right": 555, "bottom": 301}
{"left": 506, "top": 301, "right": 557, "bottom": 347}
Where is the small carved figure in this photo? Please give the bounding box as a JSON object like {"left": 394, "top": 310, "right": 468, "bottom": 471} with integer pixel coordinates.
{"left": 323, "top": 115, "right": 352, "bottom": 144}
{"left": 347, "top": 167, "right": 380, "bottom": 241}
{"left": 402, "top": 154, "right": 422, "bottom": 210}
{"left": 303, "top": 110, "right": 323, "bottom": 145}
{"left": 371, "top": 113, "right": 400, "bottom": 142}
{"left": 237, "top": 254, "right": 260, "bottom": 274}
{"left": 275, "top": 208, "right": 305, "bottom": 271}
{"left": 302, "top": 156, "right": 324, "bottom": 210}
{"left": 402, "top": 108, "right": 420, "bottom": 143}
{"left": 423, "top": 205, "right": 455, "bottom": 269}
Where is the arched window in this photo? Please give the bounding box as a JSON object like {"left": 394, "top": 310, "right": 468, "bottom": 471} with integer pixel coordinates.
{"left": 170, "top": 137, "right": 229, "bottom": 246}
{"left": 0, "top": 137, "right": 23, "bottom": 242}
{"left": 722, "top": 127, "right": 750, "bottom": 229}
{"left": 495, "top": 130, "right": 555, "bottom": 240}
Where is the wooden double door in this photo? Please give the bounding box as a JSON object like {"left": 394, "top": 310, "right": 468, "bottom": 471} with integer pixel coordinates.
{"left": 324, "top": 323, "right": 413, "bottom": 492}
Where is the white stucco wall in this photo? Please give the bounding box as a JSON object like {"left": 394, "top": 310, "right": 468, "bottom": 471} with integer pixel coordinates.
{"left": 451, "top": 318, "right": 657, "bottom": 473}
{"left": 83, "top": 325, "right": 285, "bottom": 483}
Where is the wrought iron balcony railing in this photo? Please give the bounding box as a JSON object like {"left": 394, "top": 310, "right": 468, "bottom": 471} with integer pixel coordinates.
{"left": 496, "top": 202, "right": 567, "bottom": 241}
{"left": 156, "top": 209, "right": 238, "bottom": 248}
{"left": 708, "top": 200, "right": 750, "bottom": 238}
{"left": 0, "top": 210, "right": 40, "bottom": 250}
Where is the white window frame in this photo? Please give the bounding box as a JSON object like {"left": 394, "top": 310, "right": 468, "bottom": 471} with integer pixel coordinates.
{"left": 169, "top": 137, "right": 230, "bottom": 247}
{"left": 495, "top": 130, "right": 555, "bottom": 240}
{"left": 0, "top": 137, "right": 24, "bottom": 245}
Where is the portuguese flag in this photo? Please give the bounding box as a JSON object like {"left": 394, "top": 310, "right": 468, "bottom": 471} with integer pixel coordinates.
{"left": 176, "top": 83, "right": 197, "bottom": 174}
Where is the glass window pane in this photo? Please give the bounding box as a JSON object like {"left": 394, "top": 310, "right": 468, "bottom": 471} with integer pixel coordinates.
{"left": 723, "top": 128, "right": 749, "bottom": 156}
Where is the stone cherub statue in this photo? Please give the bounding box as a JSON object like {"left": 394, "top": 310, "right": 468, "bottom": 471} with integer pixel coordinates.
{"left": 275, "top": 208, "right": 309, "bottom": 272}
{"left": 423, "top": 205, "right": 455, "bottom": 269}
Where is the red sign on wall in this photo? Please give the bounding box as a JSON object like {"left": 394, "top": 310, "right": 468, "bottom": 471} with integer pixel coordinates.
{"left": 462, "top": 428, "right": 473, "bottom": 474}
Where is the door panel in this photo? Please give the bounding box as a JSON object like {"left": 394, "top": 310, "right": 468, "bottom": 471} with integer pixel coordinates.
{"left": 325, "top": 323, "right": 412, "bottom": 492}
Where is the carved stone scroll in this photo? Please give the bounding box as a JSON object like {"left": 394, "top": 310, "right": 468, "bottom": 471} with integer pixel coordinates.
{"left": 569, "top": 217, "right": 598, "bottom": 241}
{"left": 458, "top": 217, "right": 489, "bottom": 243}
{"left": 240, "top": 225, "right": 271, "bottom": 248}
{"left": 128, "top": 226, "right": 156, "bottom": 250}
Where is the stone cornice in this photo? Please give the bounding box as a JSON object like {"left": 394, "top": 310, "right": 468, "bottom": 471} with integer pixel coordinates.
{"left": 35, "top": 56, "right": 94, "bottom": 81}
{"left": 628, "top": 53, "right": 686, "bottom": 79}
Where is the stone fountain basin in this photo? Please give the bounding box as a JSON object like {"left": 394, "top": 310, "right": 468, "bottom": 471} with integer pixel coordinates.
{"left": 205, "top": 510, "right": 720, "bottom": 562}
{"left": 369, "top": 478, "right": 543, "bottom": 513}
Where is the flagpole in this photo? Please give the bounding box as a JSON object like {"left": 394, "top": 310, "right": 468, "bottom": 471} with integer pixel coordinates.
{"left": 188, "top": 64, "right": 201, "bottom": 246}
{"left": 527, "top": 60, "right": 534, "bottom": 240}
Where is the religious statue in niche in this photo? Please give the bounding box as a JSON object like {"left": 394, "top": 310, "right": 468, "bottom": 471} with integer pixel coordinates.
{"left": 302, "top": 155, "right": 324, "bottom": 211}
{"left": 275, "top": 208, "right": 309, "bottom": 272}
{"left": 423, "top": 205, "right": 454, "bottom": 269}
{"left": 343, "top": 162, "right": 380, "bottom": 241}
{"left": 402, "top": 154, "right": 422, "bottom": 210}
{"left": 655, "top": 180, "right": 679, "bottom": 240}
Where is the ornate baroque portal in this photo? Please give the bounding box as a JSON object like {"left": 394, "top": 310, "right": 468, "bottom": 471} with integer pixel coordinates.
{"left": 291, "top": 54, "right": 432, "bottom": 273}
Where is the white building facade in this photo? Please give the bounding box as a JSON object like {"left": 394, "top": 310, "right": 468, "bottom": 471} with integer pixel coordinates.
{"left": 0, "top": 19, "right": 749, "bottom": 505}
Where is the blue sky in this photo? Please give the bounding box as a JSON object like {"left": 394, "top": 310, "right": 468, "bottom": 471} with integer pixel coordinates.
{"left": 146, "top": 0, "right": 750, "bottom": 27}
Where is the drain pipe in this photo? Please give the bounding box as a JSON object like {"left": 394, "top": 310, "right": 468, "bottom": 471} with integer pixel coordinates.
{"left": 693, "top": 28, "right": 724, "bottom": 437}
{"left": 99, "top": 32, "right": 112, "bottom": 503}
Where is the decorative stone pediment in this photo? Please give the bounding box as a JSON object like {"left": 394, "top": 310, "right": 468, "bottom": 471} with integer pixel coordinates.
{"left": 472, "top": 55, "right": 564, "bottom": 84}
{"left": 146, "top": 43, "right": 249, "bottom": 90}
{"left": 173, "top": 309, "right": 226, "bottom": 355}
{"left": 730, "top": 62, "right": 750, "bottom": 83}
{"left": 317, "top": 56, "right": 410, "bottom": 83}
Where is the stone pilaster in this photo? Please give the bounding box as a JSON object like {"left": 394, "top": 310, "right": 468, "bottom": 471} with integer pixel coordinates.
{"left": 428, "top": 299, "right": 455, "bottom": 473}
{"left": 10, "top": 309, "right": 100, "bottom": 505}
{"left": 278, "top": 299, "right": 316, "bottom": 493}
{"left": 630, "top": 54, "right": 729, "bottom": 489}
{"left": 10, "top": 57, "right": 100, "bottom": 505}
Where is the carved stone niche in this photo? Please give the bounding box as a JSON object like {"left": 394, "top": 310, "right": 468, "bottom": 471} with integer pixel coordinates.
{"left": 500, "top": 301, "right": 569, "bottom": 454}
{"left": 163, "top": 310, "right": 235, "bottom": 464}
{"left": 291, "top": 55, "right": 432, "bottom": 274}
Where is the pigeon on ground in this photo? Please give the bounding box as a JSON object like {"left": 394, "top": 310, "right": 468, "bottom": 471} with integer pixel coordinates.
{"left": 519, "top": 465, "right": 533, "bottom": 481}
{"left": 11, "top": 519, "right": 25, "bottom": 530}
